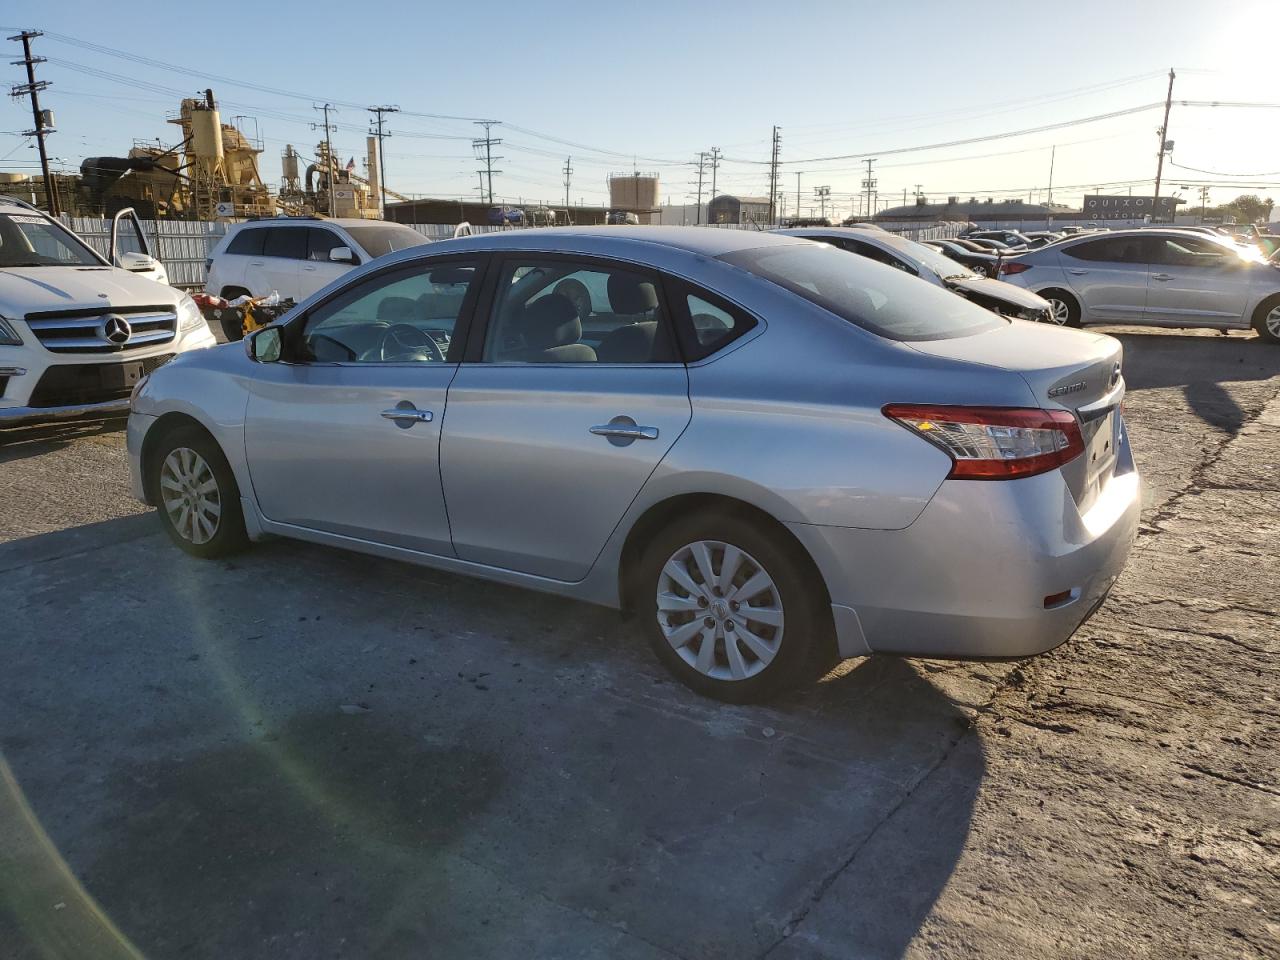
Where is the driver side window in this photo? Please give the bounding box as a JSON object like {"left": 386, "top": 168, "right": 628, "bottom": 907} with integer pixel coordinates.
{"left": 298, "top": 260, "right": 478, "bottom": 363}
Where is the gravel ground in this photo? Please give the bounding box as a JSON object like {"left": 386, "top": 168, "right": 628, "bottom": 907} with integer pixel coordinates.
{"left": 1, "top": 326, "right": 1277, "bottom": 959}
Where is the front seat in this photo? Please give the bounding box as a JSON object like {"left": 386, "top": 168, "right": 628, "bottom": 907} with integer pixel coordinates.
{"left": 376, "top": 296, "right": 420, "bottom": 323}
{"left": 507, "top": 294, "right": 596, "bottom": 363}
{"left": 607, "top": 273, "right": 659, "bottom": 319}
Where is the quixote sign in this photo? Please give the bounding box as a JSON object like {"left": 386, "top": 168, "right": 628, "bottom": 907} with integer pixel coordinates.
{"left": 1082, "top": 195, "right": 1179, "bottom": 221}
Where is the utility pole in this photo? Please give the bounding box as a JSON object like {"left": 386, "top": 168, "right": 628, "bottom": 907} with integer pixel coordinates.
{"left": 9, "top": 30, "right": 58, "bottom": 215}
{"left": 695, "top": 152, "right": 708, "bottom": 224}
{"left": 767, "top": 126, "right": 780, "bottom": 225}
{"left": 562, "top": 156, "right": 573, "bottom": 215}
{"left": 707, "top": 146, "right": 722, "bottom": 204}
{"left": 861, "top": 158, "right": 877, "bottom": 225}
{"left": 1197, "top": 185, "right": 1211, "bottom": 223}
{"left": 368, "top": 105, "right": 399, "bottom": 217}
{"left": 795, "top": 171, "right": 803, "bottom": 220}
{"left": 1152, "top": 68, "right": 1175, "bottom": 222}
{"left": 473, "top": 121, "right": 503, "bottom": 204}
{"left": 1046, "top": 145, "right": 1056, "bottom": 227}
{"left": 814, "top": 185, "right": 831, "bottom": 219}
{"left": 914, "top": 183, "right": 923, "bottom": 202}
{"left": 311, "top": 103, "right": 338, "bottom": 215}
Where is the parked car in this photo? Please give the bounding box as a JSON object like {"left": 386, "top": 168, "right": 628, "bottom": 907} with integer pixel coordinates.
{"left": 839, "top": 220, "right": 887, "bottom": 231}
{"left": 998, "top": 228, "right": 1280, "bottom": 341}
{"left": 1021, "top": 231, "right": 1066, "bottom": 248}
{"left": 128, "top": 228, "right": 1137, "bottom": 701}
{"left": 964, "top": 236, "right": 1020, "bottom": 253}
{"left": 0, "top": 196, "right": 215, "bottom": 427}
{"left": 777, "top": 227, "right": 1052, "bottom": 321}
{"left": 966, "top": 230, "right": 1033, "bottom": 250}
{"left": 488, "top": 205, "right": 525, "bottom": 226}
{"left": 205, "top": 217, "right": 430, "bottom": 304}
{"left": 780, "top": 217, "right": 831, "bottom": 228}
{"left": 921, "top": 239, "right": 1002, "bottom": 278}
{"left": 607, "top": 211, "right": 640, "bottom": 225}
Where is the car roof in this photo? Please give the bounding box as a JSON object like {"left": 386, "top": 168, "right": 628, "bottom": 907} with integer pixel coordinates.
{"left": 238, "top": 217, "right": 410, "bottom": 230}
{"left": 421, "top": 225, "right": 808, "bottom": 258}
{"left": 774, "top": 225, "right": 918, "bottom": 253}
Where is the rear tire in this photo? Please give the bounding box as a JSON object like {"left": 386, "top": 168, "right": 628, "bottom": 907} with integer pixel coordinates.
{"left": 1040, "top": 289, "right": 1081, "bottom": 328}
{"left": 149, "top": 425, "right": 248, "bottom": 559}
{"left": 1251, "top": 295, "right": 1280, "bottom": 343}
{"left": 637, "top": 510, "right": 834, "bottom": 703}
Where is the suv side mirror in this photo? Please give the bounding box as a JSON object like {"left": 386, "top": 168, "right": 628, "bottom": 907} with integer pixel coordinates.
{"left": 118, "top": 250, "right": 160, "bottom": 272}
{"left": 329, "top": 246, "right": 357, "bottom": 264}
{"left": 246, "top": 326, "right": 282, "bottom": 363}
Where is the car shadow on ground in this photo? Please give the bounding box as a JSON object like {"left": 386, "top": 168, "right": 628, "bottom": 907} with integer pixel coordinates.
{"left": 0, "top": 418, "right": 126, "bottom": 463}
{"left": 1108, "top": 331, "right": 1280, "bottom": 435}
{"left": 3, "top": 522, "right": 985, "bottom": 959}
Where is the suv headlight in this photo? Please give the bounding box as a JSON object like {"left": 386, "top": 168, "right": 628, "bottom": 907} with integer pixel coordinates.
{"left": 177, "top": 295, "right": 205, "bottom": 332}
{"left": 0, "top": 317, "right": 22, "bottom": 346}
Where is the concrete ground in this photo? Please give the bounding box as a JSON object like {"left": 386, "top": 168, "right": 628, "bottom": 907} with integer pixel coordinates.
{"left": 1, "top": 327, "right": 1277, "bottom": 959}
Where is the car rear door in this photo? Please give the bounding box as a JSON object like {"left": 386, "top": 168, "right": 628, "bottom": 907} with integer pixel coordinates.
{"left": 1057, "top": 235, "right": 1150, "bottom": 322}
{"left": 256, "top": 226, "right": 306, "bottom": 298}
{"left": 243, "top": 256, "right": 484, "bottom": 553}
{"left": 439, "top": 253, "right": 691, "bottom": 581}
{"left": 1143, "top": 233, "right": 1252, "bottom": 326}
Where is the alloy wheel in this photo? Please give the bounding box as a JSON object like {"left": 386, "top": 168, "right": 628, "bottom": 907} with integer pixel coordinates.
{"left": 1046, "top": 298, "right": 1071, "bottom": 325}
{"left": 656, "top": 540, "right": 784, "bottom": 681}
{"left": 160, "top": 447, "right": 222, "bottom": 545}
{"left": 1266, "top": 305, "right": 1280, "bottom": 339}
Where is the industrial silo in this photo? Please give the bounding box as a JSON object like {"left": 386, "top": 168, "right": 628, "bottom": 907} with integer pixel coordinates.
{"left": 608, "top": 172, "right": 660, "bottom": 223}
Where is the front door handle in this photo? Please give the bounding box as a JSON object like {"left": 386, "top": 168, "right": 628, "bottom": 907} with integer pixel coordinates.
{"left": 302, "top": 265, "right": 317, "bottom": 272}
{"left": 1150, "top": 273, "right": 1173, "bottom": 281}
{"left": 381, "top": 406, "right": 433, "bottom": 428}
{"left": 1067, "top": 268, "right": 1089, "bottom": 275}
{"left": 590, "top": 421, "right": 659, "bottom": 441}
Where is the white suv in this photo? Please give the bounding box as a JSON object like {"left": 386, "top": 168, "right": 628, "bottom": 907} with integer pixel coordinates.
{"left": 204, "top": 218, "right": 430, "bottom": 303}
{"left": 0, "top": 198, "right": 215, "bottom": 427}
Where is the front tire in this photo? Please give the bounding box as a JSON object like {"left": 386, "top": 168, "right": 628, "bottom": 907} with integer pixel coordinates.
{"left": 1252, "top": 295, "right": 1280, "bottom": 343}
{"left": 150, "top": 426, "right": 248, "bottom": 558}
{"left": 637, "top": 511, "right": 833, "bottom": 703}
{"left": 1040, "top": 289, "right": 1081, "bottom": 327}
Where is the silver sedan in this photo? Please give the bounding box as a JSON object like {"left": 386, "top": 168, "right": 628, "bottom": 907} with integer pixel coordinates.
{"left": 998, "top": 227, "right": 1280, "bottom": 341}
{"left": 127, "top": 227, "right": 1140, "bottom": 701}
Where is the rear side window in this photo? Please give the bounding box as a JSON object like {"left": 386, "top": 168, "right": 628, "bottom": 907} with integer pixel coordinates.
{"left": 1062, "top": 237, "right": 1148, "bottom": 263}
{"left": 262, "top": 227, "right": 307, "bottom": 260}
{"left": 226, "top": 228, "right": 265, "bottom": 256}
{"left": 720, "top": 242, "right": 1005, "bottom": 342}
{"left": 667, "top": 282, "right": 758, "bottom": 361}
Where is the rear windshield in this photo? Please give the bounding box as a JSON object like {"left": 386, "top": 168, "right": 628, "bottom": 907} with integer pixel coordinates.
{"left": 342, "top": 224, "right": 431, "bottom": 259}
{"left": 720, "top": 242, "right": 1007, "bottom": 341}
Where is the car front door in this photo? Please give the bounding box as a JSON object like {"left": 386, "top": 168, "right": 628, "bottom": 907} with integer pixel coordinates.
{"left": 1143, "top": 233, "right": 1252, "bottom": 326}
{"left": 298, "top": 227, "right": 355, "bottom": 298}
{"left": 243, "top": 256, "right": 484, "bottom": 553}
{"left": 1057, "top": 235, "right": 1150, "bottom": 322}
{"left": 440, "top": 255, "right": 692, "bottom": 581}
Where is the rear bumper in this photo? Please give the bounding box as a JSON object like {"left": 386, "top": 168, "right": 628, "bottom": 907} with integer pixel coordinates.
{"left": 791, "top": 458, "right": 1141, "bottom": 660}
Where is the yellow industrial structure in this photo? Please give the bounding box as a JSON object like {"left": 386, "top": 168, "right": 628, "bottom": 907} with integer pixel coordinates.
{"left": 168, "top": 90, "right": 275, "bottom": 219}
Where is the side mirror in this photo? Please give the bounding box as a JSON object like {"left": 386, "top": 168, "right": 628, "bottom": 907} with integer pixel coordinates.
{"left": 246, "top": 326, "right": 282, "bottom": 363}
{"left": 118, "top": 250, "right": 160, "bottom": 272}
{"left": 329, "top": 246, "right": 357, "bottom": 264}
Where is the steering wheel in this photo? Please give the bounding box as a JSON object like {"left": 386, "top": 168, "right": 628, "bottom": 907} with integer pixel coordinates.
{"left": 378, "top": 323, "right": 446, "bottom": 362}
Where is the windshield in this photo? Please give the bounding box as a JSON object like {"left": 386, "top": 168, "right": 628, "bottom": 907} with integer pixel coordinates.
{"left": 0, "top": 212, "right": 103, "bottom": 268}
{"left": 722, "top": 242, "right": 1007, "bottom": 341}
{"left": 893, "top": 236, "right": 980, "bottom": 280}
{"left": 342, "top": 224, "right": 431, "bottom": 259}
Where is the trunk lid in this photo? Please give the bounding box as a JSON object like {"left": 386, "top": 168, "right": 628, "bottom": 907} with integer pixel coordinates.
{"left": 906, "top": 319, "right": 1125, "bottom": 510}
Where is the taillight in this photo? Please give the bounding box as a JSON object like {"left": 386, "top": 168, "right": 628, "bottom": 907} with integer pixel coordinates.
{"left": 882, "top": 404, "right": 1084, "bottom": 480}
{"left": 999, "top": 261, "right": 1031, "bottom": 275}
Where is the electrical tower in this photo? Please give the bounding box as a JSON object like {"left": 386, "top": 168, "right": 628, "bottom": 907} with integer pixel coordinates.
{"left": 562, "top": 156, "right": 573, "bottom": 215}
{"left": 8, "top": 30, "right": 58, "bottom": 215}
{"left": 368, "top": 104, "right": 399, "bottom": 216}
{"left": 473, "top": 121, "right": 503, "bottom": 205}
{"left": 311, "top": 103, "right": 338, "bottom": 215}
{"left": 767, "top": 126, "right": 781, "bottom": 225}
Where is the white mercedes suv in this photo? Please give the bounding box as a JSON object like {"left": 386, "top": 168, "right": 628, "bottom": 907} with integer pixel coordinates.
{"left": 0, "top": 198, "right": 216, "bottom": 427}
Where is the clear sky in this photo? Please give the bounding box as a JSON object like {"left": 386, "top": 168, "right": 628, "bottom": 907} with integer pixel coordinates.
{"left": 3, "top": 0, "right": 1278, "bottom": 217}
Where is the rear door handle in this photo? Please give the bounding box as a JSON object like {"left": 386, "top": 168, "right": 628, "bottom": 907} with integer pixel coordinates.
{"left": 590, "top": 423, "right": 659, "bottom": 441}
{"left": 302, "top": 265, "right": 317, "bottom": 272}
{"left": 248, "top": 260, "right": 265, "bottom": 266}
{"left": 1151, "top": 273, "right": 1173, "bottom": 281}
{"left": 1067, "top": 269, "right": 1089, "bottom": 275}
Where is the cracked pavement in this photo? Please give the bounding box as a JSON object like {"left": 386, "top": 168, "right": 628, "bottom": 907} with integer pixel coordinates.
{"left": 1, "top": 327, "right": 1277, "bottom": 959}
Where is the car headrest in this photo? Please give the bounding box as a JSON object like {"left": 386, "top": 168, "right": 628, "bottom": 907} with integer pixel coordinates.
{"left": 607, "top": 273, "right": 658, "bottom": 315}
{"left": 376, "top": 296, "right": 419, "bottom": 322}
{"left": 428, "top": 266, "right": 473, "bottom": 285}
{"left": 521, "top": 294, "right": 581, "bottom": 349}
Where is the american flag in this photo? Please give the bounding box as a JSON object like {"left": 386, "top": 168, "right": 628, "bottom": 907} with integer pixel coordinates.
{"left": 346, "top": 157, "right": 355, "bottom": 172}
